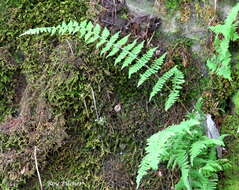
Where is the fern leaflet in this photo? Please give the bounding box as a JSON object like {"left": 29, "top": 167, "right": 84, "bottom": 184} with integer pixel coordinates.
{"left": 137, "top": 53, "right": 167, "bottom": 87}
{"left": 128, "top": 47, "right": 157, "bottom": 78}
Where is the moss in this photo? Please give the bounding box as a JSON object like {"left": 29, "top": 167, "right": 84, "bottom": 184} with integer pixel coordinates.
{"left": 0, "top": 49, "right": 16, "bottom": 121}
{"left": 219, "top": 115, "right": 239, "bottom": 190}
{"left": 232, "top": 90, "right": 239, "bottom": 114}
{"left": 164, "top": 0, "right": 184, "bottom": 12}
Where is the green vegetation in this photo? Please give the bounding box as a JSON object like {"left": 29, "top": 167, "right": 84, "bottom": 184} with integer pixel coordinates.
{"left": 164, "top": 0, "right": 184, "bottom": 11}
{"left": 207, "top": 3, "right": 239, "bottom": 80}
{"left": 137, "top": 99, "right": 229, "bottom": 190}
{"left": 1, "top": 0, "right": 239, "bottom": 190}
{"left": 219, "top": 115, "right": 239, "bottom": 190}
{"left": 0, "top": 51, "right": 15, "bottom": 121}
{"left": 232, "top": 90, "right": 239, "bottom": 114}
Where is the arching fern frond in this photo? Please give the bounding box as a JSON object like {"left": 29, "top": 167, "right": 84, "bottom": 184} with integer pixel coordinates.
{"left": 20, "top": 20, "right": 185, "bottom": 111}
{"left": 190, "top": 136, "right": 226, "bottom": 165}
{"left": 137, "top": 107, "right": 228, "bottom": 190}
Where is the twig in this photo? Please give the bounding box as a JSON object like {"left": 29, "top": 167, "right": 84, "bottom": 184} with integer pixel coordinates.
{"left": 34, "top": 146, "right": 43, "bottom": 190}
{"left": 214, "top": 0, "right": 217, "bottom": 12}
{"left": 90, "top": 86, "right": 99, "bottom": 120}
{"left": 66, "top": 39, "right": 74, "bottom": 56}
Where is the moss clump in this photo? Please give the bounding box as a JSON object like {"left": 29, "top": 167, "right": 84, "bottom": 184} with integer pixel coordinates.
{"left": 232, "top": 90, "right": 239, "bottom": 114}
{"left": 0, "top": 48, "right": 16, "bottom": 121}
{"left": 164, "top": 0, "right": 183, "bottom": 11}
{"left": 219, "top": 115, "right": 239, "bottom": 190}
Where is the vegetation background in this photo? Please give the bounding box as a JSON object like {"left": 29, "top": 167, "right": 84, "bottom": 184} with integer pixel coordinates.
{"left": 0, "top": 0, "right": 239, "bottom": 190}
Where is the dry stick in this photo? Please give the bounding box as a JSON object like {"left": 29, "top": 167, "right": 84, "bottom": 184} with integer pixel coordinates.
{"left": 214, "top": 0, "right": 217, "bottom": 12}
{"left": 90, "top": 86, "right": 99, "bottom": 120}
{"left": 34, "top": 146, "right": 43, "bottom": 190}
{"left": 66, "top": 39, "right": 74, "bottom": 56}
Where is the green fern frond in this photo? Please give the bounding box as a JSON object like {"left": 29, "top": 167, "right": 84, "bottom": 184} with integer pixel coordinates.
{"left": 149, "top": 66, "right": 184, "bottom": 110}
{"left": 207, "top": 3, "right": 239, "bottom": 80}
{"left": 149, "top": 66, "right": 177, "bottom": 101}
{"left": 225, "top": 3, "right": 239, "bottom": 26}
{"left": 136, "top": 119, "right": 199, "bottom": 189}
{"left": 86, "top": 24, "right": 101, "bottom": 44}
{"left": 190, "top": 137, "right": 225, "bottom": 165}
{"left": 100, "top": 32, "right": 120, "bottom": 55}
{"left": 199, "top": 160, "right": 222, "bottom": 176}
{"left": 137, "top": 53, "right": 167, "bottom": 87}
{"left": 106, "top": 34, "right": 130, "bottom": 58}
{"left": 114, "top": 39, "right": 137, "bottom": 65}
{"left": 165, "top": 67, "right": 185, "bottom": 111}
{"left": 121, "top": 41, "right": 144, "bottom": 69}
{"left": 21, "top": 20, "right": 185, "bottom": 111}
{"left": 20, "top": 26, "right": 53, "bottom": 36}
{"left": 96, "top": 27, "right": 110, "bottom": 49}
{"left": 128, "top": 47, "right": 157, "bottom": 78}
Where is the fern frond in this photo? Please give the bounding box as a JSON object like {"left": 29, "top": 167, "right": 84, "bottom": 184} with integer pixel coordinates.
{"left": 149, "top": 66, "right": 184, "bottom": 110}
{"left": 114, "top": 39, "right": 137, "bottom": 65}
{"left": 21, "top": 20, "right": 185, "bottom": 110}
{"left": 199, "top": 160, "right": 222, "bottom": 176}
{"left": 137, "top": 53, "right": 167, "bottom": 87}
{"left": 128, "top": 47, "right": 157, "bottom": 78}
{"left": 165, "top": 67, "right": 185, "bottom": 111}
{"left": 149, "top": 66, "right": 177, "bottom": 101}
{"left": 207, "top": 3, "right": 239, "bottom": 80}
{"left": 96, "top": 27, "right": 110, "bottom": 49}
{"left": 106, "top": 34, "right": 130, "bottom": 58}
{"left": 190, "top": 137, "right": 224, "bottom": 165}
{"left": 225, "top": 3, "right": 239, "bottom": 26}
{"left": 136, "top": 119, "right": 199, "bottom": 189}
{"left": 100, "top": 32, "right": 120, "bottom": 55}
{"left": 121, "top": 41, "right": 144, "bottom": 69}
{"left": 20, "top": 26, "right": 54, "bottom": 36}
{"left": 86, "top": 24, "right": 101, "bottom": 44}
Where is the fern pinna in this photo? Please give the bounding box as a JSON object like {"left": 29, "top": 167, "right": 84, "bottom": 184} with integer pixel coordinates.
{"left": 207, "top": 3, "right": 239, "bottom": 80}
{"left": 136, "top": 100, "right": 229, "bottom": 190}
{"left": 20, "top": 20, "right": 185, "bottom": 111}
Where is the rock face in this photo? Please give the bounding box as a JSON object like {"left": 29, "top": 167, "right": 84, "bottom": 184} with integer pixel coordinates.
{"left": 125, "top": 0, "right": 237, "bottom": 60}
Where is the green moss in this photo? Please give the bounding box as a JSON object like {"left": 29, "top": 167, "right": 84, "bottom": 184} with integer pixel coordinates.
{"left": 232, "top": 90, "right": 239, "bottom": 114}
{"left": 0, "top": 54, "right": 15, "bottom": 121}
{"left": 164, "top": 0, "right": 183, "bottom": 11}
{"left": 219, "top": 115, "right": 239, "bottom": 190}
